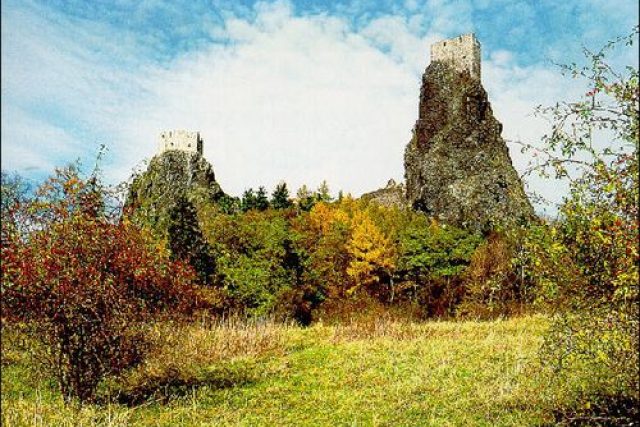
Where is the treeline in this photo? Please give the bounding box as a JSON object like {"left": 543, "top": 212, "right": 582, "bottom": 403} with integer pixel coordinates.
{"left": 0, "top": 168, "right": 575, "bottom": 326}
{"left": 215, "top": 180, "right": 333, "bottom": 213}
{"left": 148, "top": 181, "right": 547, "bottom": 323}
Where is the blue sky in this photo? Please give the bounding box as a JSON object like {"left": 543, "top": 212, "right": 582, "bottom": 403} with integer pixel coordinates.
{"left": 2, "top": 0, "right": 638, "bottom": 212}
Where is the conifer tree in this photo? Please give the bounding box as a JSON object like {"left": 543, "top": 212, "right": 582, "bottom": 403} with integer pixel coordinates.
{"left": 316, "top": 180, "right": 332, "bottom": 202}
{"left": 296, "top": 184, "right": 316, "bottom": 212}
{"left": 168, "top": 197, "right": 214, "bottom": 283}
{"left": 271, "top": 182, "right": 292, "bottom": 209}
{"left": 255, "top": 186, "right": 270, "bottom": 211}
{"left": 241, "top": 188, "right": 256, "bottom": 212}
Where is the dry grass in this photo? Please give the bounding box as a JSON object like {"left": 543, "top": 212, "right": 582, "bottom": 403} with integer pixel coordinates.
{"left": 325, "top": 316, "right": 430, "bottom": 342}
{"left": 148, "top": 315, "right": 292, "bottom": 364}
{"left": 2, "top": 396, "right": 134, "bottom": 427}
{"left": 323, "top": 313, "right": 540, "bottom": 343}
{"left": 110, "top": 316, "right": 292, "bottom": 405}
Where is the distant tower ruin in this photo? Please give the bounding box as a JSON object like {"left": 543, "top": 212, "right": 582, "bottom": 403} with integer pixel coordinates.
{"left": 158, "top": 130, "right": 203, "bottom": 155}
{"left": 430, "top": 33, "right": 481, "bottom": 80}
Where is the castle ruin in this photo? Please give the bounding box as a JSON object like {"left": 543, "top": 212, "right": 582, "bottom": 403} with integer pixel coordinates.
{"left": 404, "top": 33, "right": 533, "bottom": 232}
{"left": 430, "top": 33, "right": 481, "bottom": 80}
{"left": 158, "top": 130, "right": 203, "bottom": 155}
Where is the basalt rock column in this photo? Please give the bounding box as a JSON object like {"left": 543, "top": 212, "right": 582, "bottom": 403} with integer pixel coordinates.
{"left": 404, "top": 34, "right": 533, "bottom": 232}
{"left": 124, "top": 131, "right": 225, "bottom": 233}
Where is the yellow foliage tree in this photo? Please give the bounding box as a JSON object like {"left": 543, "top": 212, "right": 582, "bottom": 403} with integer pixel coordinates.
{"left": 308, "top": 202, "right": 348, "bottom": 235}
{"left": 346, "top": 211, "right": 396, "bottom": 295}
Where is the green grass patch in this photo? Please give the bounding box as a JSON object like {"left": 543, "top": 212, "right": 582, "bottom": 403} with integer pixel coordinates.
{"left": 0, "top": 315, "right": 617, "bottom": 426}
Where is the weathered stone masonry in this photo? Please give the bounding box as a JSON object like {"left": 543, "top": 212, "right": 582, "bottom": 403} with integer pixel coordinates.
{"left": 430, "top": 33, "right": 481, "bottom": 81}
{"left": 158, "top": 130, "right": 203, "bottom": 155}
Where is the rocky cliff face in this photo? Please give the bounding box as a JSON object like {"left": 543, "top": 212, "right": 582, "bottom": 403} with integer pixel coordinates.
{"left": 361, "top": 179, "right": 407, "bottom": 208}
{"left": 124, "top": 150, "right": 225, "bottom": 234}
{"left": 404, "top": 60, "right": 533, "bottom": 232}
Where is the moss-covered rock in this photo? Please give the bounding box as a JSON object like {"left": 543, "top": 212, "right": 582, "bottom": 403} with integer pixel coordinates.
{"left": 124, "top": 150, "right": 225, "bottom": 238}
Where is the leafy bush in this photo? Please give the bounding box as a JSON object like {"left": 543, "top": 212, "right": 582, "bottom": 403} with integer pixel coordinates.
{"left": 521, "top": 28, "right": 639, "bottom": 420}
{"left": 459, "top": 229, "right": 546, "bottom": 318}
{"left": 1, "top": 167, "right": 199, "bottom": 403}
{"left": 397, "top": 220, "right": 483, "bottom": 317}
{"left": 200, "top": 208, "right": 299, "bottom": 316}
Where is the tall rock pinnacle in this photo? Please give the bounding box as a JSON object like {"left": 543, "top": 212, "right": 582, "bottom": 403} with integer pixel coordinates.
{"left": 124, "top": 131, "right": 225, "bottom": 235}
{"left": 404, "top": 34, "right": 533, "bottom": 232}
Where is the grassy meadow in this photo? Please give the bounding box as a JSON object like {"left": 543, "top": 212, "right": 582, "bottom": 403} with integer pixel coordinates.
{"left": 2, "top": 315, "right": 602, "bottom": 426}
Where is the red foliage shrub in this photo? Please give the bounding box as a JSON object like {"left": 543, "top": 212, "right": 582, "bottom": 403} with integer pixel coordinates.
{"left": 1, "top": 168, "right": 199, "bottom": 403}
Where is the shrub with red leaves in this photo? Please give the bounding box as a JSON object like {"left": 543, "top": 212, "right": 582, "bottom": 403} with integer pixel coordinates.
{"left": 1, "top": 167, "right": 199, "bottom": 403}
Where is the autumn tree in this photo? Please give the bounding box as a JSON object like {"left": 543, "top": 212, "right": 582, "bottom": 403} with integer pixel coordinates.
{"left": 345, "top": 211, "right": 397, "bottom": 298}
{"left": 298, "top": 202, "right": 351, "bottom": 299}
{"left": 1, "top": 167, "right": 198, "bottom": 403}
{"left": 520, "top": 28, "right": 639, "bottom": 421}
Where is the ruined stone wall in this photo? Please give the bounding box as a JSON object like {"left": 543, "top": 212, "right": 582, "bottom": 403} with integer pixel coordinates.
{"left": 361, "top": 179, "right": 407, "bottom": 208}
{"left": 430, "top": 33, "right": 481, "bottom": 80}
{"left": 158, "top": 130, "right": 203, "bottom": 155}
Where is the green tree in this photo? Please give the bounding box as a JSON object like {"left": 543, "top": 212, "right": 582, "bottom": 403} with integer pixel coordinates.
{"left": 271, "top": 181, "right": 292, "bottom": 209}
{"left": 241, "top": 188, "right": 257, "bottom": 212}
{"left": 316, "top": 180, "right": 332, "bottom": 202}
{"left": 398, "top": 220, "right": 482, "bottom": 316}
{"left": 203, "top": 209, "right": 297, "bottom": 316}
{"left": 167, "top": 197, "right": 215, "bottom": 284}
{"left": 255, "top": 186, "right": 270, "bottom": 211}
{"left": 218, "top": 193, "right": 241, "bottom": 214}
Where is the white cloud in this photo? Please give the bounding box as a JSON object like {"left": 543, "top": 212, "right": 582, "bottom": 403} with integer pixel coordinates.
{"left": 0, "top": 105, "right": 79, "bottom": 173}
{"left": 111, "top": 2, "right": 422, "bottom": 196}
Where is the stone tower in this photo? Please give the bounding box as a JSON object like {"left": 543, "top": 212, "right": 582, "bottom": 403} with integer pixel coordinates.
{"left": 403, "top": 34, "right": 533, "bottom": 232}
{"left": 430, "top": 33, "right": 481, "bottom": 80}
{"left": 158, "top": 130, "right": 203, "bottom": 155}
